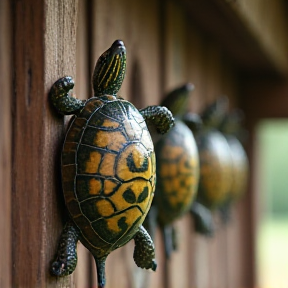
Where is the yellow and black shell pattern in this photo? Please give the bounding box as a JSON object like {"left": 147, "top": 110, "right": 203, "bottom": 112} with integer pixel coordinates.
{"left": 154, "top": 120, "right": 199, "bottom": 225}
{"left": 61, "top": 95, "right": 156, "bottom": 259}
{"left": 196, "top": 129, "right": 233, "bottom": 209}
{"left": 226, "top": 135, "right": 249, "bottom": 202}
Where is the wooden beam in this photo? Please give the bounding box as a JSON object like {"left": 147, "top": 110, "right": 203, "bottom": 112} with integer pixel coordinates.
{"left": 0, "top": 0, "right": 12, "bottom": 286}
{"left": 180, "top": 0, "right": 288, "bottom": 77}
{"left": 12, "top": 0, "right": 78, "bottom": 287}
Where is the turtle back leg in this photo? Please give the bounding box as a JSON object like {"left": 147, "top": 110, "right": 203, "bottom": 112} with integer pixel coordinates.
{"left": 140, "top": 105, "right": 174, "bottom": 134}
{"left": 190, "top": 201, "right": 214, "bottom": 236}
{"left": 51, "top": 220, "right": 79, "bottom": 276}
{"left": 49, "top": 76, "right": 85, "bottom": 115}
{"left": 133, "top": 225, "right": 157, "bottom": 271}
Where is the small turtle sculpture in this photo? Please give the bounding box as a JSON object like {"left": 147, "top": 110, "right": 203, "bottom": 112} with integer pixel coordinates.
{"left": 218, "top": 109, "right": 249, "bottom": 222}
{"left": 49, "top": 40, "right": 174, "bottom": 288}
{"left": 145, "top": 84, "right": 213, "bottom": 257}
{"left": 184, "top": 97, "right": 233, "bottom": 230}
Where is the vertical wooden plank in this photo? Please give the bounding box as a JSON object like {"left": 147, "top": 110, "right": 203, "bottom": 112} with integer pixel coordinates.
{"left": 163, "top": 2, "right": 196, "bottom": 288}
{"left": 74, "top": 1, "right": 92, "bottom": 286}
{"left": 75, "top": 0, "right": 90, "bottom": 101}
{"left": 163, "top": 0, "right": 188, "bottom": 92}
{"left": 185, "top": 16, "right": 241, "bottom": 288}
{"left": 44, "top": 1, "right": 79, "bottom": 286}
{"left": 89, "top": 1, "right": 164, "bottom": 287}
{"left": 221, "top": 59, "right": 238, "bottom": 107}
{"left": 204, "top": 40, "right": 230, "bottom": 288}
{"left": 90, "top": 2, "right": 136, "bottom": 286}
{"left": 0, "top": 0, "right": 12, "bottom": 287}
{"left": 12, "top": 0, "right": 78, "bottom": 287}
{"left": 168, "top": 216, "right": 193, "bottom": 288}
{"left": 202, "top": 39, "right": 223, "bottom": 102}
{"left": 186, "top": 23, "right": 206, "bottom": 113}
{"left": 185, "top": 22, "right": 213, "bottom": 288}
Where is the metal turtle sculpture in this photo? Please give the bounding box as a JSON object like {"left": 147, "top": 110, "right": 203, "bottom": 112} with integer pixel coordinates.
{"left": 145, "top": 84, "right": 213, "bottom": 258}
{"left": 49, "top": 40, "right": 174, "bottom": 288}
{"left": 184, "top": 97, "right": 233, "bottom": 230}
{"left": 218, "top": 109, "right": 249, "bottom": 222}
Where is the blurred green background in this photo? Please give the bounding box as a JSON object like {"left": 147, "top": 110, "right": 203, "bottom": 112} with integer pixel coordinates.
{"left": 256, "top": 120, "right": 288, "bottom": 288}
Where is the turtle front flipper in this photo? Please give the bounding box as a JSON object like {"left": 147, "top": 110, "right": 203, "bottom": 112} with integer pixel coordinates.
{"left": 133, "top": 225, "right": 157, "bottom": 271}
{"left": 190, "top": 201, "right": 214, "bottom": 236}
{"left": 140, "top": 105, "right": 174, "bottom": 134}
{"left": 50, "top": 76, "right": 85, "bottom": 115}
{"left": 51, "top": 220, "right": 79, "bottom": 276}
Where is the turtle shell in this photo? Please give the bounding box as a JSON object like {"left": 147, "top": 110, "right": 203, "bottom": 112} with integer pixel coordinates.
{"left": 61, "top": 95, "right": 156, "bottom": 259}
{"left": 225, "top": 135, "right": 249, "bottom": 201}
{"left": 154, "top": 120, "right": 199, "bottom": 225}
{"left": 196, "top": 129, "right": 233, "bottom": 209}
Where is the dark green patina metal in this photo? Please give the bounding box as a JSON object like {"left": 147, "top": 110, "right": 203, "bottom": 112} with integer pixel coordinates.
{"left": 218, "top": 109, "right": 249, "bottom": 222}
{"left": 51, "top": 220, "right": 79, "bottom": 276}
{"left": 50, "top": 40, "right": 174, "bottom": 288}
{"left": 145, "top": 84, "right": 213, "bottom": 259}
{"left": 184, "top": 97, "right": 234, "bottom": 234}
{"left": 186, "top": 97, "right": 233, "bottom": 209}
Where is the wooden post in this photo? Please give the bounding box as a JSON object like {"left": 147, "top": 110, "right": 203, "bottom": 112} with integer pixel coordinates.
{"left": 0, "top": 0, "right": 12, "bottom": 286}
{"left": 12, "top": 0, "right": 78, "bottom": 287}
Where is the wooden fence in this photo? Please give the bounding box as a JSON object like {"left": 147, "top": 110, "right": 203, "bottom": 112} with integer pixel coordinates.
{"left": 1, "top": 0, "right": 288, "bottom": 287}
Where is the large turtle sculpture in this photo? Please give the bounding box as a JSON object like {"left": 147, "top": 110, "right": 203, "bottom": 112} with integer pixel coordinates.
{"left": 218, "top": 109, "right": 249, "bottom": 222}
{"left": 184, "top": 97, "right": 233, "bottom": 231}
{"left": 49, "top": 40, "right": 174, "bottom": 288}
{"left": 145, "top": 84, "right": 213, "bottom": 258}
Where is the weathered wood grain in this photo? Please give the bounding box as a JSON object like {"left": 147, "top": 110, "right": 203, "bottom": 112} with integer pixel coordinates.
{"left": 227, "top": 0, "right": 288, "bottom": 74}
{"left": 89, "top": 1, "right": 165, "bottom": 287}
{"left": 12, "top": 0, "right": 78, "bottom": 287}
{"left": 74, "top": 1, "right": 93, "bottom": 287}
{"left": 163, "top": 0, "right": 188, "bottom": 93}
{"left": 6, "top": 0, "right": 284, "bottom": 287}
{"left": 0, "top": 0, "right": 12, "bottom": 287}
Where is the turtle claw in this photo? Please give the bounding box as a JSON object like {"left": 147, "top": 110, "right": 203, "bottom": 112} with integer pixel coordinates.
{"left": 51, "top": 221, "right": 79, "bottom": 277}
{"left": 49, "top": 76, "right": 85, "bottom": 115}
{"left": 51, "top": 76, "right": 75, "bottom": 96}
{"left": 51, "top": 260, "right": 69, "bottom": 276}
{"left": 151, "top": 259, "right": 157, "bottom": 271}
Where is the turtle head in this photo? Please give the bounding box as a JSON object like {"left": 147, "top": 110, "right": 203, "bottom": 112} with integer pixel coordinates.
{"left": 201, "top": 96, "right": 229, "bottom": 128}
{"left": 220, "top": 109, "right": 244, "bottom": 135}
{"left": 220, "top": 109, "right": 248, "bottom": 142}
{"left": 183, "top": 112, "right": 203, "bottom": 132}
{"left": 161, "top": 83, "right": 194, "bottom": 118}
{"left": 93, "top": 40, "right": 127, "bottom": 97}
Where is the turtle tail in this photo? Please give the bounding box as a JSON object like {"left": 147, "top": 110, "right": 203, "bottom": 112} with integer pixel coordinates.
{"left": 94, "top": 256, "right": 107, "bottom": 288}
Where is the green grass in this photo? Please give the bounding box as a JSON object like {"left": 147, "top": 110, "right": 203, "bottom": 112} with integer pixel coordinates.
{"left": 256, "top": 217, "right": 288, "bottom": 288}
